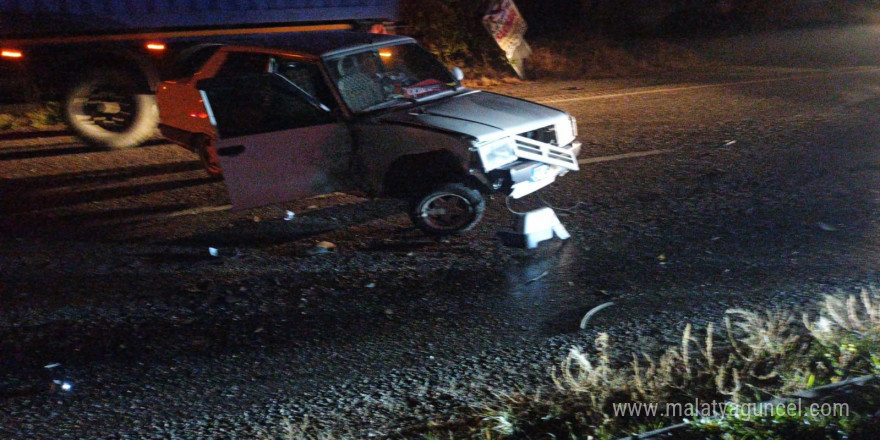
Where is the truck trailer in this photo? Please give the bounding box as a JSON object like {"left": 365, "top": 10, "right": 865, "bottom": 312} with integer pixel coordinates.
{"left": 0, "top": 0, "right": 399, "bottom": 148}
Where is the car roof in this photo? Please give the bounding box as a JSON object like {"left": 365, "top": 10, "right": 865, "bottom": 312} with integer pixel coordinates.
{"left": 195, "top": 30, "right": 414, "bottom": 58}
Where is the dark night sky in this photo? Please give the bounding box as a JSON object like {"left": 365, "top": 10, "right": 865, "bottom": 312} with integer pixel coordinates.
{"left": 511, "top": 0, "right": 587, "bottom": 36}
{"left": 505, "top": 0, "right": 868, "bottom": 38}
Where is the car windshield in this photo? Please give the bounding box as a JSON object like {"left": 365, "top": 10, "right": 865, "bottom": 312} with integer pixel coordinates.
{"left": 326, "top": 42, "right": 458, "bottom": 113}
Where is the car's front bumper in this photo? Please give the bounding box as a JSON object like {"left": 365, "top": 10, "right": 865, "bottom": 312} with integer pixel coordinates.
{"left": 507, "top": 140, "right": 581, "bottom": 199}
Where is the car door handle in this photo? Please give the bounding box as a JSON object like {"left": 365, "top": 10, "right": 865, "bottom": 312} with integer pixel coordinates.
{"left": 217, "top": 145, "right": 245, "bottom": 157}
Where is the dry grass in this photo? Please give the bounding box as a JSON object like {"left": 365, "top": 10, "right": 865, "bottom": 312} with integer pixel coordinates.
{"left": 525, "top": 35, "right": 707, "bottom": 80}
{"left": 0, "top": 102, "right": 63, "bottom": 132}
{"left": 807, "top": 289, "right": 880, "bottom": 339}
{"left": 257, "top": 417, "right": 339, "bottom": 440}
{"left": 461, "top": 73, "right": 523, "bottom": 89}
{"left": 457, "top": 33, "right": 709, "bottom": 86}
{"left": 404, "top": 289, "right": 880, "bottom": 439}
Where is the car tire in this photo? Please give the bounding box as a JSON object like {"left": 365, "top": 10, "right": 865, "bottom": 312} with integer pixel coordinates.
{"left": 409, "top": 183, "right": 485, "bottom": 235}
{"left": 63, "top": 73, "right": 159, "bottom": 149}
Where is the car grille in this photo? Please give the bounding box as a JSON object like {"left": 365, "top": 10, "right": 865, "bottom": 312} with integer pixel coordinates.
{"left": 513, "top": 124, "right": 579, "bottom": 171}
{"left": 518, "top": 125, "right": 557, "bottom": 145}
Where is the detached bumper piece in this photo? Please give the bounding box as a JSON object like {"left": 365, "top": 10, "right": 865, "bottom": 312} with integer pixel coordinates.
{"left": 504, "top": 140, "right": 581, "bottom": 199}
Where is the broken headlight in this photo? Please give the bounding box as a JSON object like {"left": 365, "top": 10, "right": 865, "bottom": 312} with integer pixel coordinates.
{"left": 476, "top": 138, "right": 517, "bottom": 171}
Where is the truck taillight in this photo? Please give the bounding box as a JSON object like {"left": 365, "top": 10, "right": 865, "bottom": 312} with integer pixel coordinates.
{"left": 146, "top": 43, "right": 166, "bottom": 51}
{"left": 1, "top": 49, "right": 23, "bottom": 59}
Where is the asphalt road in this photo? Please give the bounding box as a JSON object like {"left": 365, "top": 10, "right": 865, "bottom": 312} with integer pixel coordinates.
{"left": 2, "top": 30, "right": 880, "bottom": 438}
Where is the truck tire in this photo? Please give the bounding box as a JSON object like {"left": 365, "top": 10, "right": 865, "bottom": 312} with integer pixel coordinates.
{"left": 409, "top": 183, "right": 485, "bottom": 236}
{"left": 63, "top": 73, "right": 158, "bottom": 149}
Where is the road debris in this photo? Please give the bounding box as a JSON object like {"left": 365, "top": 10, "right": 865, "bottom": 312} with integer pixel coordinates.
{"left": 816, "top": 222, "right": 838, "bottom": 232}
{"left": 580, "top": 302, "right": 615, "bottom": 329}
{"left": 526, "top": 271, "right": 549, "bottom": 284}
{"left": 304, "top": 241, "right": 336, "bottom": 256}
{"left": 51, "top": 380, "right": 72, "bottom": 392}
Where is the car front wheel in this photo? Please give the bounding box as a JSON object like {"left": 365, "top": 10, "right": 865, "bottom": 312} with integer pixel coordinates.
{"left": 409, "top": 183, "right": 485, "bottom": 235}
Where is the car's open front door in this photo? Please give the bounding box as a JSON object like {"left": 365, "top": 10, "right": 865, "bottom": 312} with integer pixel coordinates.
{"left": 198, "top": 74, "right": 352, "bottom": 210}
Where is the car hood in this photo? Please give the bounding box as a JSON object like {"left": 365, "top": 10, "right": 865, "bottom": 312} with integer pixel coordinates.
{"left": 378, "top": 90, "right": 567, "bottom": 142}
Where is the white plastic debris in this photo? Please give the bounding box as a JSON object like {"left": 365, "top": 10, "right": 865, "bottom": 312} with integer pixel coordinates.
{"left": 53, "top": 380, "right": 72, "bottom": 392}
{"left": 513, "top": 207, "right": 570, "bottom": 249}
{"left": 365, "top": 282, "right": 376, "bottom": 289}
{"left": 284, "top": 210, "right": 296, "bottom": 221}
{"left": 44, "top": 363, "right": 61, "bottom": 369}
{"left": 723, "top": 140, "right": 737, "bottom": 147}
{"left": 209, "top": 247, "right": 220, "bottom": 257}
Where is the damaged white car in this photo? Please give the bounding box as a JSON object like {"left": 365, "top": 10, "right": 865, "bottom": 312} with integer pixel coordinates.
{"left": 157, "top": 31, "right": 581, "bottom": 235}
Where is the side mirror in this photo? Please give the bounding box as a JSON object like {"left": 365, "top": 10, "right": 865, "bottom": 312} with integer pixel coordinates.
{"left": 451, "top": 66, "right": 464, "bottom": 82}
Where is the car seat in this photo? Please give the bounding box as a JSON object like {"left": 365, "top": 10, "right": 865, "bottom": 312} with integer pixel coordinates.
{"left": 335, "top": 56, "right": 384, "bottom": 112}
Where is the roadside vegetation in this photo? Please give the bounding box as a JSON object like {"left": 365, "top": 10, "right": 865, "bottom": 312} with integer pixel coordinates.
{"left": 399, "top": 0, "right": 711, "bottom": 86}
{"left": 401, "top": 0, "right": 880, "bottom": 86}
{"left": 403, "top": 290, "right": 880, "bottom": 439}
{"left": 0, "top": 102, "right": 63, "bottom": 132}
{"left": 259, "top": 290, "right": 880, "bottom": 439}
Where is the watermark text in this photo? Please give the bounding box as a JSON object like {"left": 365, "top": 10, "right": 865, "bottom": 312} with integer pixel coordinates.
{"left": 612, "top": 399, "right": 849, "bottom": 420}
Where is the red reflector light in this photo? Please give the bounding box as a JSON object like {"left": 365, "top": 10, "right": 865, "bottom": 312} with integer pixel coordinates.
{"left": 189, "top": 112, "right": 208, "bottom": 119}
{"left": 1, "top": 49, "right": 23, "bottom": 58}
{"left": 146, "top": 43, "right": 166, "bottom": 51}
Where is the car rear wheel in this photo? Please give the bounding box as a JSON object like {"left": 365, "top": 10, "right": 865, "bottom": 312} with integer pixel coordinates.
{"left": 409, "top": 183, "right": 485, "bottom": 235}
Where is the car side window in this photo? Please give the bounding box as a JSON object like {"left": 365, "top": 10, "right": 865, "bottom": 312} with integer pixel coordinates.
{"left": 275, "top": 59, "right": 337, "bottom": 110}
{"left": 214, "top": 52, "right": 272, "bottom": 78}
{"left": 201, "top": 74, "right": 335, "bottom": 139}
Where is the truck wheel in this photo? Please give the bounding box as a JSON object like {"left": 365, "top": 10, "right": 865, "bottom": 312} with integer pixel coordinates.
{"left": 409, "top": 183, "right": 485, "bottom": 235}
{"left": 64, "top": 73, "right": 158, "bottom": 149}
{"left": 195, "top": 136, "right": 223, "bottom": 178}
